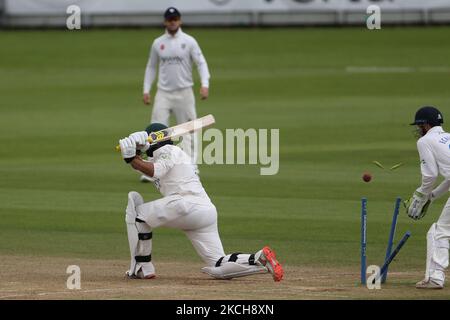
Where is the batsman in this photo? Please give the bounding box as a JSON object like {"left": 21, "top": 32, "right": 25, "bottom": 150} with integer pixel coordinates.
{"left": 405, "top": 106, "right": 450, "bottom": 289}
{"left": 117, "top": 124, "right": 284, "bottom": 281}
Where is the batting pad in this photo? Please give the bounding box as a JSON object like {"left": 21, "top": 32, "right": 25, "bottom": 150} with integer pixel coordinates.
{"left": 126, "top": 191, "right": 155, "bottom": 277}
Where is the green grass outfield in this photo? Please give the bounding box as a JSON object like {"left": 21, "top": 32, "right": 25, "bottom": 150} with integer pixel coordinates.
{"left": 0, "top": 27, "right": 450, "bottom": 283}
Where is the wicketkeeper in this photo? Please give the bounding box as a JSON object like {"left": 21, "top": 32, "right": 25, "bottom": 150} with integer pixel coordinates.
{"left": 118, "top": 123, "right": 284, "bottom": 281}
{"left": 405, "top": 106, "right": 450, "bottom": 289}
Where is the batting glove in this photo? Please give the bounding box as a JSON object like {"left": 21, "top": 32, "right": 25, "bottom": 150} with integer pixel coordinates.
{"left": 119, "top": 137, "right": 136, "bottom": 163}
{"left": 404, "top": 190, "right": 431, "bottom": 220}
{"left": 129, "top": 131, "right": 150, "bottom": 153}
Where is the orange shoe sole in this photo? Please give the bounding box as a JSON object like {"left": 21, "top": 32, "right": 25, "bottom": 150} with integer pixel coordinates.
{"left": 262, "top": 246, "right": 284, "bottom": 282}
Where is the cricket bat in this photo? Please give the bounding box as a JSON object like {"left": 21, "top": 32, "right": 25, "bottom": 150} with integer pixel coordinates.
{"left": 115, "top": 114, "right": 215, "bottom": 151}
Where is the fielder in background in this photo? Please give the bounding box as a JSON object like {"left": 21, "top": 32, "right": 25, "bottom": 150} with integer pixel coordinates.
{"left": 118, "top": 124, "right": 284, "bottom": 282}
{"left": 405, "top": 106, "right": 450, "bottom": 289}
{"left": 142, "top": 7, "right": 210, "bottom": 180}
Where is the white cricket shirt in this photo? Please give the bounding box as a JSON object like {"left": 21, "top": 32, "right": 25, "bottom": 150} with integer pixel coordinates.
{"left": 417, "top": 126, "right": 450, "bottom": 194}
{"left": 143, "top": 28, "right": 210, "bottom": 93}
{"left": 150, "top": 144, "right": 210, "bottom": 199}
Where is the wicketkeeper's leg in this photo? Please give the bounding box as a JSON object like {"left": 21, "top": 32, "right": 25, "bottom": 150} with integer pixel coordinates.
{"left": 424, "top": 197, "right": 450, "bottom": 285}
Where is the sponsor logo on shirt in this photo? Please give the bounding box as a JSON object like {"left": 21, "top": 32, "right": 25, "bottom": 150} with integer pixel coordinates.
{"left": 438, "top": 136, "right": 450, "bottom": 144}
{"left": 160, "top": 56, "right": 184, "bottom": 64}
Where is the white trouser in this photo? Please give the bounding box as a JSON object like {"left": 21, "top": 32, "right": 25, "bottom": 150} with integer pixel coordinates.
{"left": 152, "top": 87, "right": 198, "bottom": 164}
{"left": 136, "top": 194, "right": 225, "bottom": 266}
{"left": 425, "top": 197, "right": 450, "bottom": 284}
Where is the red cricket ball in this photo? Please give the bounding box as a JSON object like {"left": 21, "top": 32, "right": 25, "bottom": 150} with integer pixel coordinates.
{"left": 362, "top": 172, "right": 372, "bottom": 183}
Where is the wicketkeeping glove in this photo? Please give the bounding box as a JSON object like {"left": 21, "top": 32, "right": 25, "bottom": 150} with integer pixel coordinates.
{"left": 404, "top": 190, "right": 431, "bottom": 220}
{"left": 119, "top": 137, "right": 136, "bottom": 163}
{"left": 129, "top": 131, "right": 150, "bottom": 153}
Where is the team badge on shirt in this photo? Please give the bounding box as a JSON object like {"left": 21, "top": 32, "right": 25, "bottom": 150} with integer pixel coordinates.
{"left": 160, "top": 44, "right": 165, "bottom": 51}
{"left": 181, "top": 43, "right": 186, "bottom": 50}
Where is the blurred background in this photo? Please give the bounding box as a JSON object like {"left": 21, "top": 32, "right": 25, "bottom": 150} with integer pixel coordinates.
{"left": 1, "top": 0, "right": 450, "bottom": 28}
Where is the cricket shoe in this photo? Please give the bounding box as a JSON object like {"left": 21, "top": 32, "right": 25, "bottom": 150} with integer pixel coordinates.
{"left": 126, "top": 269, "right": 156, "bottom": 280}
{"left": 257, "top": 246, "right": 284, "bottom": 282}
{"left": 415, "top": 279, "right": 443, "bottom": 289}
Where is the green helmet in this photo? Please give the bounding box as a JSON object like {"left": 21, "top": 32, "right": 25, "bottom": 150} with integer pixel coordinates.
{"left": 145, "top": 123, "right": 168, "bottom": 134}
{"left": 144, "top": 123, "right": 173, "bottom": 157}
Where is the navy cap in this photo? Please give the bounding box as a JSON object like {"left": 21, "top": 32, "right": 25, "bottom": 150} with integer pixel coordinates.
{"left": 410, "top": 106, "right": 444, "bottom": 126}
{"left": 164, "top": 7, "right": 181, "bottom": 20}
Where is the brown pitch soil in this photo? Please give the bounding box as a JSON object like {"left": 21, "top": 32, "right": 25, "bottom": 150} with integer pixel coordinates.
{"left": 1, "top": 255, "right": 450, "bottom": 300}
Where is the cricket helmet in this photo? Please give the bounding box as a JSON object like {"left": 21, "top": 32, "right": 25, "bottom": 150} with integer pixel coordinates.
{"left": 144, "top": 123, "right": 173, "bottom": 157}
{"left": 410, "top": 106, "right": 444, "bottom": 126}
{"left": 145, "top": 122, "right": 168, "bottom": 134}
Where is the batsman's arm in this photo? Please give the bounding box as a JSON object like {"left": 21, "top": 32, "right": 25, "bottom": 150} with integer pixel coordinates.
{"left": 129, "top": 157, "right": 155, "bottom": 177}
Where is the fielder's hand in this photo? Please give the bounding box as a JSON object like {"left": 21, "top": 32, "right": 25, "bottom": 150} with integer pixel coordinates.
{"left": 143, "top": 93, "right": 151, "bottom": 105}
{"left": 129, "top": 131, "right": 150, "bottom": 153}
{"left": 200, "top": 87, "right": 209, "bottom": 100}
{"left": 404, "top": 190, "right": 431, "bottom": 220}
{"left": 119, "top": 137, "right": 137, "bottom": 163}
